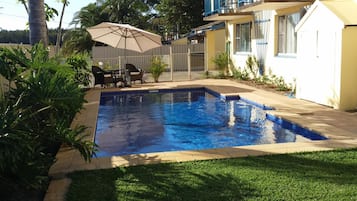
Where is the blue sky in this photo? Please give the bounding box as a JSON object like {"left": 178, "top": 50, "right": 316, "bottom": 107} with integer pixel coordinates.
{"left": 0, "top": 0, "right": 96, "bottom": 30}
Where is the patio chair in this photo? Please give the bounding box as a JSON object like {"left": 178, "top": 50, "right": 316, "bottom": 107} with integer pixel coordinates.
{"left": 125, "top": 63, "right": 144, "bottom": 84}
{"left": 92, "top": 66, "right": 123, "bottom": 87}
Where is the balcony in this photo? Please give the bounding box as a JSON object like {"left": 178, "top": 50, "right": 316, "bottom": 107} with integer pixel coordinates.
{"left": 204, "top": 0, "right": 312, "bottom": 21}
{"left": 204, "top": 0, "right": 253, "bottom": 21}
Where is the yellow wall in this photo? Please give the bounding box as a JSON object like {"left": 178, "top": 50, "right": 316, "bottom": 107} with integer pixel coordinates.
{"left": 340, "top": 27, "right": 357, "bottom": 110}
{"left": 295, "top": 1, "right": 344, "bottom": 109}
{"left": 205, "top": 29, "right": 225, "bottom": 70}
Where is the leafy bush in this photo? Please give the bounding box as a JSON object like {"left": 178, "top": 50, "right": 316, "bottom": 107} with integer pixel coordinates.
{"left": 254, "top": 75, "right": 270, "bottom": 85}
{"left": 271, "top": 75, "right": 291, "bottom": 91}
{"left": 0, "top": 44, "right": 95, "bottom": 200}
{"left": 149, "top": 56, "right": 167, "bottom": 82}
{"left": 245, "top": 55, "right": 259, "bottom": 79}
{"left": 232, "top": 67, "right": 250, "bottom": 81}
{"left": 66, "top": 53, "right": 91, "bottom": 87}
{"left": 211, "top": 52, "right": 230, "bottom": 76}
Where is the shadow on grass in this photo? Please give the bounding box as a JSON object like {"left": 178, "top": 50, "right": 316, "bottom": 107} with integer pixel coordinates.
{"left": 222, "top": 148, "right": 357, "bottom": 185}
{"left": 67, "top": 148, "right": 357, "bottom": 201}
{"left": 67, "top": 162, "right": 259, "bottom": 201}
{"left": 117, "top": 164, "right": 258, "bottom": 201}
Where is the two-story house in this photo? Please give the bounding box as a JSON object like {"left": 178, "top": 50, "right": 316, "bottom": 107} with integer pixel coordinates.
{"left": 204, "top": 0, "right": 357, "bottom": 110}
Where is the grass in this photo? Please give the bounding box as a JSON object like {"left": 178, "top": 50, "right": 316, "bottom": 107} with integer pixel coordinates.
{"left": 67, "top": 149, "right": 357, "bottom": 201}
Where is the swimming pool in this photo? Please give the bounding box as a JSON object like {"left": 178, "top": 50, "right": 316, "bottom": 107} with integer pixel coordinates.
{"left": 94, "top": 88, "right": 327, "bottom": 157}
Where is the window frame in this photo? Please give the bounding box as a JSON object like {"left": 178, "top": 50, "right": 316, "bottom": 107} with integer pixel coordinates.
{"left": 235, "top": 22, "right": 252, "bottom": 53}
{"left": 277, "top": 12, "right": 303, "bottom": 55}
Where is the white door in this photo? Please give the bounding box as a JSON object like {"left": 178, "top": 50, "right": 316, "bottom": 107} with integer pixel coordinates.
{"left": 297, "top": 30, "right": 338, "bottom": 107}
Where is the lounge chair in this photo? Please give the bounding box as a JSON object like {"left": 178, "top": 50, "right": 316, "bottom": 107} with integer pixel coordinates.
{"left": 92, "top": 66, "right": 124, "bottom": 87}
{"left": 125, "top": 63, "right": 144, "bottom": 84}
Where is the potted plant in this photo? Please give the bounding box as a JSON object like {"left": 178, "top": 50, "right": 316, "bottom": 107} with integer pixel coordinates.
{"left": 149, "top": 56, "right": 167, "bottom": 82}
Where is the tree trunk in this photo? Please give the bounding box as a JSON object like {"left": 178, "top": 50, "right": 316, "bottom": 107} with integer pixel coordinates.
{"left": 55, "top": 0, "right": 68, "bottom": 54}
{"left": 28, "top": 0, "right": 48, "bottom": 46}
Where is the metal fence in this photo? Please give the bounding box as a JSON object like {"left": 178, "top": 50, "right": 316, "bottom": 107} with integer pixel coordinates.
{"left": 92, "top": 44, "right": 206, "bottom": 82}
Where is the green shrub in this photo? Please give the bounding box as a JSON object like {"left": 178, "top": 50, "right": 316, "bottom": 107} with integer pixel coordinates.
{"left": 254, "top": 75, "right": 270, "bottom": 85}
{"left": 0, "top": 44, "right": 95, "bottom": 199}
{"left": 232, "top": 67, "right": 250, "bottom": 81}
{"left": 149, "top": 56, "right": 167, "bottom": 82}
{"left": 271, "top": 75, "right": 291, "bottom": 91}
{"left": 211, "top": 52, "right": 230, "bottom": 76}
{"left": 66, "top": 53, "right": 91, "bottom": 87}
{"left": 245, "top": 55, "right": 259, "bottom": 79}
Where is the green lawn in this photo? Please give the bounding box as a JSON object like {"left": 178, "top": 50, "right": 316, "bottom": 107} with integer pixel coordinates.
{"left": 67, "top": 149, "right": 357, "bottom": 201}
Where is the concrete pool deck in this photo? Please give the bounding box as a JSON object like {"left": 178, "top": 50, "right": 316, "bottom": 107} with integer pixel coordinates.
{"left": 44, "top": 79, "right": 357, "bottom": 201}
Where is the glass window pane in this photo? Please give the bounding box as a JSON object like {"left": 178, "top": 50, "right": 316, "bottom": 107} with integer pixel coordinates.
{"left": 278, "top": 12, "right": 303, "bottom": 54}
{"left": 278, "top": 16, "right": 286, "bottom": 53}
{"left": 235, "top": 22, "right": 251, "bottom": 52}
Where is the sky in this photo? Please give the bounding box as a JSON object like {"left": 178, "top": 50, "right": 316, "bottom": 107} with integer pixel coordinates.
{"left": 0, "top": 0, "right": 96, "bottom": 31}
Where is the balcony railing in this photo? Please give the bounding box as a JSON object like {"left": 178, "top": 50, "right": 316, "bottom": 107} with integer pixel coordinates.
{"left": 204, "top": 0, "right": 257, "bottom": 16}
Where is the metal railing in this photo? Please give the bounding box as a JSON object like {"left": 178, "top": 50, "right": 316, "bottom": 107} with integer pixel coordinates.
{"left": 205, "top": 0, "right": 256, "bottom": 16}
{"left": 92, "top": 44, "right": 205, "bottom": 82}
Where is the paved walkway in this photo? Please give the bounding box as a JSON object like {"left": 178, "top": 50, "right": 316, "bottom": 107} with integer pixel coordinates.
{"left": 44, "top": 79, "right": 357, "bottom": 201}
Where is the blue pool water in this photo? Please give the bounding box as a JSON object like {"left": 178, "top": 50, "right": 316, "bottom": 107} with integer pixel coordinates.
{"left": 94, "top": 88, "right": 327, "bottom": 157}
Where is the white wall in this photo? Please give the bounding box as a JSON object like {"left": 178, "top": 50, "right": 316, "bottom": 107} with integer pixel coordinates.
{"left": 296, "top": 1, "right": 344, "bottom": 109}
{"left": 227, "top": 16, "right": 254, "bottom": 70}
{"left": 227, "top": 8, "right": 303, "bottom": 85}
{"left": 264, "top": 9, "right": 299, "bottom": 84}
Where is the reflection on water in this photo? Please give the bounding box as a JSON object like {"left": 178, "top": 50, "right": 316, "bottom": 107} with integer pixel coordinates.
{"left": 94, "top": 89, "right": 323, "bottom": 157}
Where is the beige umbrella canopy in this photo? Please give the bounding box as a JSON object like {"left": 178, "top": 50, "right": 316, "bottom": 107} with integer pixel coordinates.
{"left": 86, "top": 22, "right": 162, "bottom": 53}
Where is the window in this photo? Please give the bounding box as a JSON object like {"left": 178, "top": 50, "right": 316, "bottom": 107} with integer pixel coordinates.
{"left": 278, "top": 12, "right": 303, "bottom": 54}
{"left": 235, "top": 22, "right": 251, "bottom": 52}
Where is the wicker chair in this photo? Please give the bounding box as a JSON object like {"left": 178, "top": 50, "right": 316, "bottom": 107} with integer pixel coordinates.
{"left": 92, "top": 66, "right": 122, "bottom": 87}
{"left": 125, "top": 63, "right": 144, "bottom": 84}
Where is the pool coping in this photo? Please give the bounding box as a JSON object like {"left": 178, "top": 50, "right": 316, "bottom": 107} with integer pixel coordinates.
{"left": 44, "top": 79, "right": 357, "bottom": 201}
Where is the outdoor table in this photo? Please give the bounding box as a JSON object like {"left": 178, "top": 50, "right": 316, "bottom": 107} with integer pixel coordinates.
{"left": 110, "top": 69, "right": 127, "bottom": 87}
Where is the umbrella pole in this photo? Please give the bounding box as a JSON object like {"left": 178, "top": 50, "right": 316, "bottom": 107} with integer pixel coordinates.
{"left": 124, "top": 33, "right": 131, "bottom": 86}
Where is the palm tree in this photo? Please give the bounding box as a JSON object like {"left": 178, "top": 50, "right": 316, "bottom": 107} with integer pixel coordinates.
{"left": 102, "top": 0, "right": 149, "bottom": 27}
{"left": 61, "top": 3, "right": 108, "bottom": 55}
{"left": 55, "top": 0, "right": 69, "bottom": 54}
{"left": 72, "top": 3, "right": 108, "bottom": 28}
{"left": 61, "top": 29, "right": 94, "bottom": 55}
{"left": 28, "top": 0, "right": 48, "bottom": 46}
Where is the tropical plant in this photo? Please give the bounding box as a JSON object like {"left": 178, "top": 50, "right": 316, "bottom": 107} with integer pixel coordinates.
{"left": 55, "top": 0, "right": 70, "bottom": 54}
{"left": 245, "top": 55, "right": 259, "bottom": 79}
{"left": 71, "top": 3, "right": 109, "bottom": 28}
{"left": 232, "top": 67, "right": 250, "bottom": 81}
{"left": 149, "top": 56, "right": 167, "bottom": 82}
{"left": 102, "top": 0, "right": 148, "bottom": 26}
{"left": 0, "top": 47, "right": 28, "bottom": 85}
{"left": 61, "top": 28, "right": 94, "bottom": 55}
{"left": 62, "top": 3, "right": 107, "bottom": 55}
{"left": 66, "top": 53, "right": 91, "bottom": 87}
{"left": 254, "top": 75, "right": 270, "bottom": 85}
{"left": 211, "top": 52, "right": 230, "bottom": 76}
{"left": 271, "top": 75, "right": 291, "bottom": 91}
{"left": 157, "top": 0, "right": 204, "bottom": 36}
{"left": 0, "top": 44, "right": 95, "bottom": 199}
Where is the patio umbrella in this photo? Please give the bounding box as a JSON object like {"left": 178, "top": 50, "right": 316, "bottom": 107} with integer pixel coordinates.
{"left": 87, "top": 22, "right": 162, "bottom": 86}
{"left": 86, "top": 22, "right": 162, "bottom": 53}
